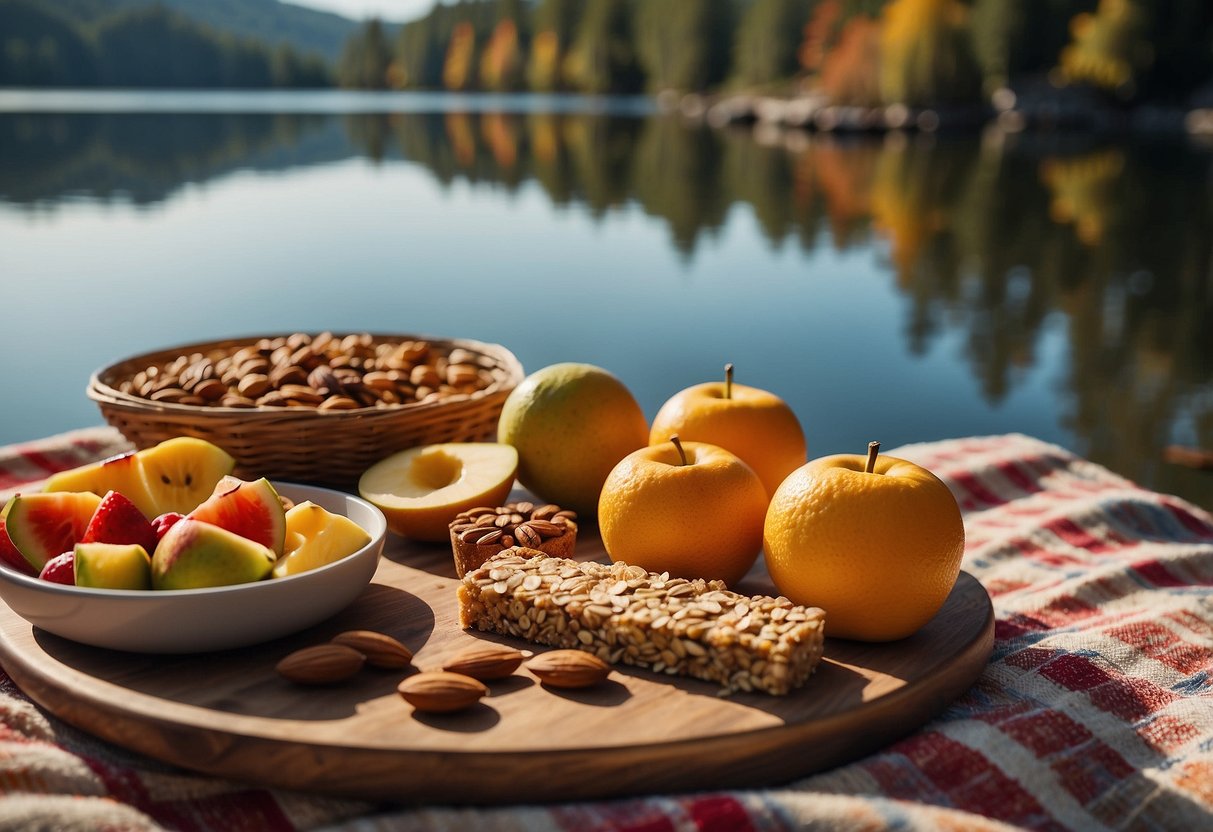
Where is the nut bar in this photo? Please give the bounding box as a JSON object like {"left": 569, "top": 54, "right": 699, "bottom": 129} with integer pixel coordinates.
{"left": 449, "top": 502, "right": 577, "bottom": 577}
{"left": 457, "top": 548, "right": 826, "bottom": 695}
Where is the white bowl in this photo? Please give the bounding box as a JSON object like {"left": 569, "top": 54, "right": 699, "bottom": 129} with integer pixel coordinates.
{"left": 0, "top": 482, "right": 387, "bottom": 653}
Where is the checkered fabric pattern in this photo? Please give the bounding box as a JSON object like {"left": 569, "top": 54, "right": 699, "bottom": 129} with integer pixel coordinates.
{"left": 0, "top": 429, "right": 1209, "bottom": 831}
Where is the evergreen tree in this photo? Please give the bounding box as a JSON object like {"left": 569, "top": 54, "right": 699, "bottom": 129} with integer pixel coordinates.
{"left": 397, "top": 15, "right": 445, "bottom": 88}
{"left": 0, "top": 0, "right": 329, "bottom": 88}
{"left": 338, "top": 18, "right": 392, "bottom": 88}
{"left": 563, "top": 0, "right": 643, "bottom": 94}
{"left": 271, "top": 43, "right": 332, "bottom": 87}
{"left": 0, "top": 0, "right": 98, "bottom": 86}
{"left": 634, "top": 0, "right": 733, "bottom": 92}
{"left": 1140, "top": 0, "right": 1213, "bottom": 99}
{"left": 95, "top": 7, "right": 228, "bottom": 87}
{"left": 733, "top": 0, "right": 815, "bottom": 88}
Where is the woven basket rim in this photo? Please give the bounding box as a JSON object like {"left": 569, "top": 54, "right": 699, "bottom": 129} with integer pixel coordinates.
{"left": 88, "top": 331, "right": 524, "bottom": 418}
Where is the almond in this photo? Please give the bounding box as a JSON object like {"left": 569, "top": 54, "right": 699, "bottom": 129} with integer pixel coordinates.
{"left": 276, "top": 644, "right": 365, "bottom": 685}
{"left": 397, "top": 671, "right": 487, "bottom": 713}
{"left": 526, "top": 650, "right": 611, "bottom": 689}
{"left": 331, "top": 630, "right": 413, "bottom": 669}
{"left": 442, "top": 644, "right": 527, "bottom": 680}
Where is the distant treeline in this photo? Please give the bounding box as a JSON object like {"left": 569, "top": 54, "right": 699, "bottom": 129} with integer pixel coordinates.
{"left": 340, "top": 0, "right": 1213, "bottom": 106}
{"left": 4, "top": 0, "right": 1212, "bottom": 103}
{"left": 0, "top": 0, "right": 330, "bottom": 88}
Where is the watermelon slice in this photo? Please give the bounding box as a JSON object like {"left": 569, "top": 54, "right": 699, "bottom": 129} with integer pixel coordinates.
{"left": 0, "top": 517, "right": 36, "bottom": 576}
{"left": 44, "top": 450, "right": 158, "bottom": 520}
{"left": 136, "top": 437, "right": 236, "bottom": 516}
{"left": 187, "top": 477, "right": 286, "bottom": 557}
{"left": 2, "top": 492, "right": 103, "bottom": 573}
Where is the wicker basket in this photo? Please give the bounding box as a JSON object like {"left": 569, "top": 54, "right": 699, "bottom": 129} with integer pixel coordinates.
{"left": 88, "top": 333, "right": 524, "bottom": 489}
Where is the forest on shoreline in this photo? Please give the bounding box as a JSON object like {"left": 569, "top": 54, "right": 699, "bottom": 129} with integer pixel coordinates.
{"left": 3, "top": 0, "right": 1212, "bottom": 117}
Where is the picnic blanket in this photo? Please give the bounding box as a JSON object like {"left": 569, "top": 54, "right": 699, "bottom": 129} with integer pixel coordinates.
{"left": 0, "top": 428, "right": 1209, "bottom": 831}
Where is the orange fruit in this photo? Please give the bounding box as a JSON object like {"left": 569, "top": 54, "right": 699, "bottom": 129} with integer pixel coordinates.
{"left": 498, "top": 363, "right": 648, "bottom": 517}
{"left": 598, "top": 439, "right": 768, "bottom": 587}
{"left": 650, "top": 365, "right": 805, "bottom": 498}
{"left": 763, "top": 447, "right": 964, "bottom": 641}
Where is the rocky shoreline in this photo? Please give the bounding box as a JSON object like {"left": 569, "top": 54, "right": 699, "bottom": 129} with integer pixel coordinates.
{"left": 666, "top": 87, "right": 1213, "bottom": 138}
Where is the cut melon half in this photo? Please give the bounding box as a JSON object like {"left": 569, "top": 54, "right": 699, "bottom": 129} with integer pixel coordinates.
{"left": 151, "top": 519, "right": 275, "bottom": 590}
{"left": 74, "top": 542, "right": 152, "bottom": 590}
{"left": 187, "top": 476, "right": 286, "bottom": 557}
{"left": 2, "top": 491, "right": 103, "bottom": 572}
{"left": 358, "top": 443, "right": 518, "bottom": 541}
{"left": 272, "top": 501, "right": 371, "bottom": 578}
{"left": 136, "top": 437, "right": 236, "bottom": 516}
{"left": 44, "top": 451, "right": 159, "bottom": 520}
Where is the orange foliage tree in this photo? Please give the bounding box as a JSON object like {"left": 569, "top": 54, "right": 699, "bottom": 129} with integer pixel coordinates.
{"left": 800, "top": 0, "right": 842, "bottom": 73}
{"left": 819, "top": 16, "right": 883, "bottom": 106}
{"left": 480, "top": 18, "right": 524, "bottom": 90}
{"left": 879, "top": 0, "right": 982, "bottom": 106}
{"left": 443, "top": 21, "right": 476, "bottom": 91}
{"left": 527, "top": 30, "right": 562, "bottom": 90}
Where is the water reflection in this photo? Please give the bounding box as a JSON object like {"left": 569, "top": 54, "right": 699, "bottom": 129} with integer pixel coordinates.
{"left": 2, "top": 109, "right": 1212, "bottom": 507}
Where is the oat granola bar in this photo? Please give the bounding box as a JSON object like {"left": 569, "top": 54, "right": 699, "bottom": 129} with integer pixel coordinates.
{"left": 457, "top": 547, "right": 826, "bottom": 695}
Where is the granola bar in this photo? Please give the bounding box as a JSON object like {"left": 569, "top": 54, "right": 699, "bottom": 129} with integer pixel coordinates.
{"left": 457, "top": 547, "right": 826, "bottom": 695}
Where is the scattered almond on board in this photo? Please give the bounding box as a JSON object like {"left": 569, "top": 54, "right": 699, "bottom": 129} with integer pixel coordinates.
{"left": 442, "top": 644, "right": 528, "bottom": 680}
{"left": 398, "top": 672, "right": 488, "bottom": 713}
{"left": 276, "top": 631, "right": 412, "bottom": 685}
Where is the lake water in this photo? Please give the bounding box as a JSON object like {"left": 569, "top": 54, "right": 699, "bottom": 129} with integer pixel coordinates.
{"left": 2, "top": 91, "right": 1212, "bottom": 509}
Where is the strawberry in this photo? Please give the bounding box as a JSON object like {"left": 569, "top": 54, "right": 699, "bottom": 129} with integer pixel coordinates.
{"left": 0, "top": 516, "right": 35, "bottom": 576}
{"left": 82, "top": 491, "right": 158, "bottom": 554}
{"left": 152, "top": 512, "right": 185, "bottom": 541}
{"left": 39, "top": 551, "right": 75, "bottom": 585}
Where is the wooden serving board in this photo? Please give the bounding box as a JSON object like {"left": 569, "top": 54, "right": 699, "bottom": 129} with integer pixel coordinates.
{"left": 0, "top": 516, "right": 993, "bottom": 804}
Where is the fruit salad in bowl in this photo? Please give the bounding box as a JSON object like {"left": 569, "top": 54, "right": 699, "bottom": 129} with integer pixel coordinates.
{"left": 0, "top": 438, "right": 387, "bottom": 653}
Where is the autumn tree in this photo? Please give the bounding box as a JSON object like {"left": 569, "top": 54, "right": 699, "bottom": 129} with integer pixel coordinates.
{"left": 801, "top": 0, "right": 889, "bottom": 71}
{"left": 970, "top": 0, "right": 1095, "bottom": 93}
{"left": 1057, "top": 0, "right": 1213, "bottom": 100}
{"left": 880, "top": 0, "right": 983, "bottom": 106}
{"left": 527, "top": 0, "right": 583, "bottom": 91}
{"left": 443, "top": 20, "right": 477, "bottom": 90}
{"left": 480, "top": 0, "right": 528, "bottom": 91}
{"left": 820, "top": 16, "right": 883, "bottom": 106}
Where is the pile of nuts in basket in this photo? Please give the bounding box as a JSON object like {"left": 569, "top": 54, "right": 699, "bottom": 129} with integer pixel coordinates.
{"left": 115, "top": 332, "right": 503, "bottom": 411}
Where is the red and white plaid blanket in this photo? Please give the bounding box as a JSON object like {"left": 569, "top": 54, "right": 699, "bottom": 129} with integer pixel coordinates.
{"left": 0, "top": 429, "right": 1210, "bottom": 831}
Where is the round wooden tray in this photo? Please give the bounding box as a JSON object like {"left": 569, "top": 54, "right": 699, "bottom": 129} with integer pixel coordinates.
{"left": 0, "top": 508, "right": 993, "bottom": 804}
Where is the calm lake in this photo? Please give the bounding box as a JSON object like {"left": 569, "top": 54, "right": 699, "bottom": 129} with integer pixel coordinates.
{"left": 2, "top": 91, "right": 1211, "bottom": 509}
